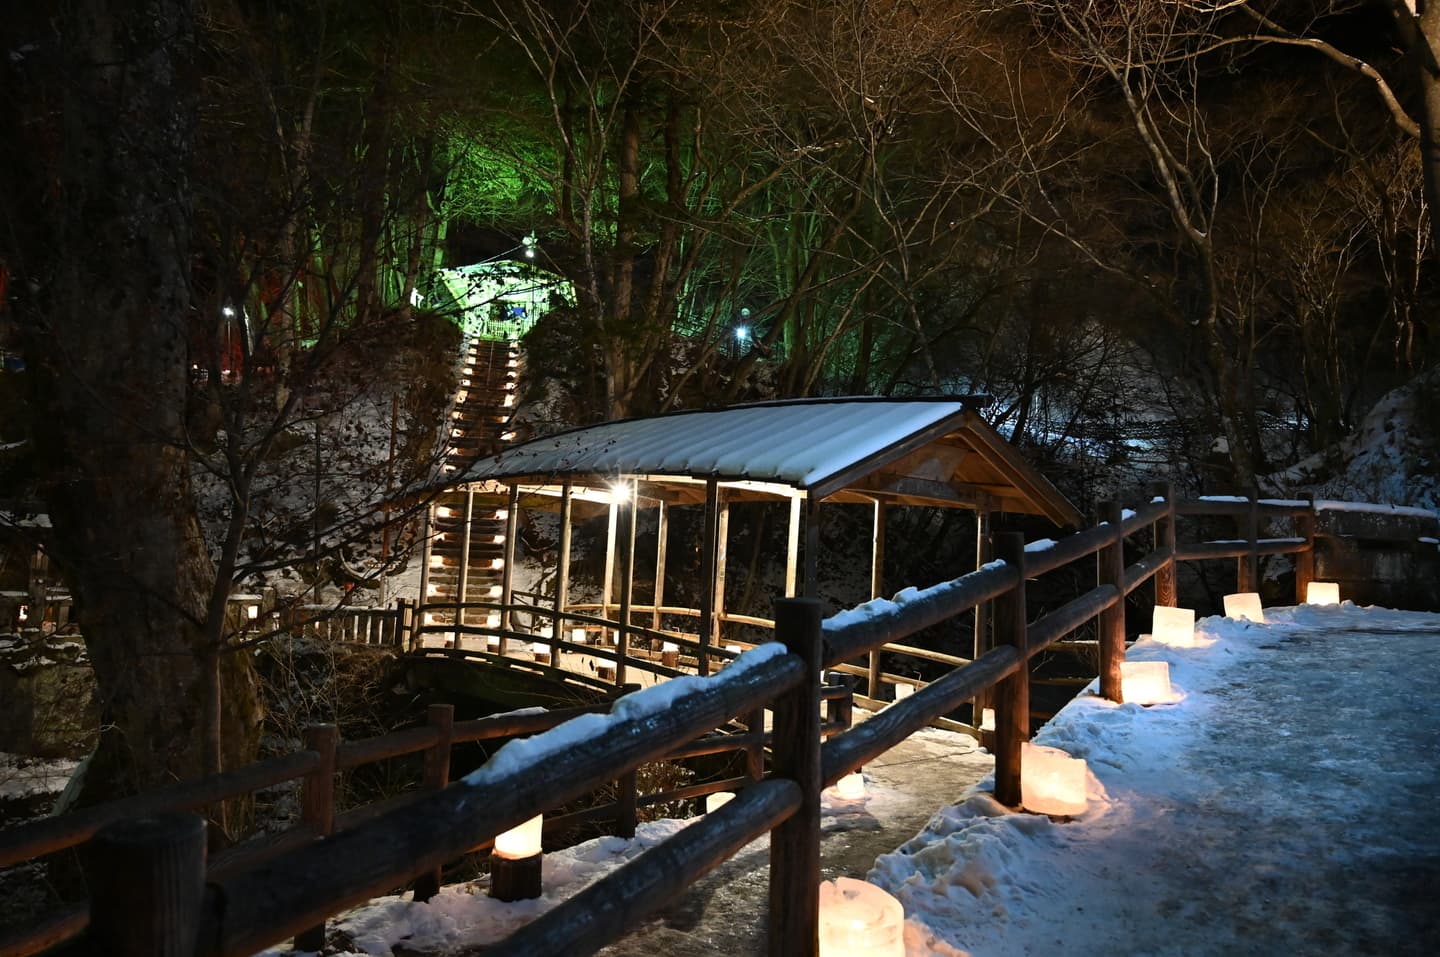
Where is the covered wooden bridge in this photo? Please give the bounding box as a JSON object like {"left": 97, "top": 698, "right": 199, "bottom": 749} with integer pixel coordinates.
{"left": 414, "top": 396, "right": 1081, "bottom": 705}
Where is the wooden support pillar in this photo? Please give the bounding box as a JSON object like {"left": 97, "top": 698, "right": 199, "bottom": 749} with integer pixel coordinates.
{"left": 1097, "top": 502, "right": 1126, "bottom": 704}
{"left": 971, "top": 507, "right": 993, "bottom": 725}
{"left": 412, "top": 704, "right": 454, "bottom": 902}
{"left": 698, "top": 479, "right": 719, "bottom": 676}
{"left": 713, "top": 498, "right": 730, "bottom": 648}
{"left": 1150, "top": 481, "right": 1177, "bottom": 608}
{"left": 82, "top": 813, "right": 207, "bottom": 957}
{"left": 295, "top": 723, "right": 337, "bottom": 951}
{"left": 802, "top": 497, "right": 821, "bottom": 599}
{"left": 1295, "top": 491, "right": 1316, "bottom": 604}
{"left": 652, "top": 500, "right": 668, "bottom": 632}
{"left": 867, "top": 499, "right": 885, "bottom": 699}
{"left": 499, "top": 485, "right": 520, "bottom": 644}
{"left": 418, "top": 505, "right": 434, "bottom": 625}
{"left": 616, "top": 486, "right": 637, "bottom": 688}
{"left": 767, "top": 597, "right": 823, "bottom": 957}
{"left": 992, "top": 532, "right": 1028, "bottom": 808}
{"left": 553, "top": 480, "right": 573, "bottom": 660}
{"left": 602, "top": 500, "right": 619, "bottom": 642}
{"left": 785, "top": 495, "right": 802, "bottom": 598}
{"left": 455, "top": 488, "right": 475, "bottom": 645}
{"left": 1238, "top": 486, "right": 1259, "bottom": 593}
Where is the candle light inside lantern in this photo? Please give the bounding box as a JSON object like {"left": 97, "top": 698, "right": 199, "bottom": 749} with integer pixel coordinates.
{"left": 817, "top": 877, "right": 904, "bottom": 957}
{"left": 572, "top": 628, "right": 588, "bottom": 643}
{"left": 1120, "top": 660, "right": 1173, "bottom": 705}
{"left": 1223, "top": 592, "right": 1265, "bottom": 622}
{"left": 1306, "top": 581, "right": 1340, "bottom": 605}
{"left": 246, "top": 604, "right": 259, "bottom": 620}
{"left": 893, "top": 683, "right": 914, "bottom": 700}
{"left": 493, "top": 814, "right": 543, "bottom": 860}
{"left": 835, "top": 771, "right": 866, "bottom": 800}
{"left": 1020, "top": 742, "right": 1088, "bottom": 816}
{"left": 706, "top": 791, "right": 735, "bottom": 813}
{"left": 1151, "top": 606, "right": 1196, "bottom": 646}
{"left": 486, "top": 613, "right": 500, "bottom": 628}
{"left": 980, "top": 707, "right": 995, "bottom": 732}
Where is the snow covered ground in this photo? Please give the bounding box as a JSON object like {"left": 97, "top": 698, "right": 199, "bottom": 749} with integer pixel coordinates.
{"left": 259, "top": 603, "right": 1440, "bottom": 956}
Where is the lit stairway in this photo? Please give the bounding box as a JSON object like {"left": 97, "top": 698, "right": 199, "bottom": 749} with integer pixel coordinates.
{"left": 422, "top": 337, "right": 521, "bottom": 630}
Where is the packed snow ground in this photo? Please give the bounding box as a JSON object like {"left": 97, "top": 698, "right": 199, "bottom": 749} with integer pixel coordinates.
{"left": 261, "top": 604, "right": 1440, "bottom": 956}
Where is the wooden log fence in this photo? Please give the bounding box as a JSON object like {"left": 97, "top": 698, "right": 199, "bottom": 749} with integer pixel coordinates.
{"left": 3, "top": 492, "right": 1367, "bottom": 957}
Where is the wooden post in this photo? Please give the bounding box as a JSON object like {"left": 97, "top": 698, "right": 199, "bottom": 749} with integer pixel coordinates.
{"left": 768, "top": 597, "right": 823, "bottom": 957}
{"left": 745, "top": 706, "right": 766, "bottom": 781}
{"left": 412, "top": 704, "right": 455, "bottom": 903}
{"left": 499, "top": 485, "right": 520, "bottom": 640}
{"left": 652, "top": 500, "right": 668, "bottom": 632}
{"left": 616, "top": 682, "right": 641, "bottom": 838}
{"left": 992, "top": 533, "right": 1028, "bottom": 808}
{"left": 971, "top": 505, "right": 992, "bottom": 726}
{"left": 1097, "top": 502, "right": 1126, "bottom": 704}
{"left": 617, "top": 488, "right": 638, "bottom": 687}
{"left": 1238, "top": 487, "right": 1259, "bottom": 593}
{"left": 1150, "top": 481, "right": 1177, "bottom": 608}
{"left": 698, "top": 479, "right": 719, "bottom": 676}
{"left": 1295, "top": 491, "right": 1316, "bottom": 603}
{"left": 295, "top": 723, "right": 337, "bottom": 951}
{"left": 554, "top": 480, "right": 573, "bottom": 657}
{"left": 82, "top": 813, "right": 206, "bottom": 957}
{"left": 785, "top": 495, "right": 802, "bottom": 598}
{"left": 867, "top": 499, "right": 885, "bottom": 699}
{"left": 400, "top": 598, "right": 417, "bottom": 652}
{"left": 602, "top": 499, "right": 619, "bottom": 642}
{"left": 418, "top": 506, "right": 434, "bottom": 632}
{"left": 802, "top": 498, "right": 821, "bottom": 599}
{"left": 713, "top": 498, "right": 730, "bottom": 649}
{"left": 454, "top": 488, "right": 475, "bottom": 645}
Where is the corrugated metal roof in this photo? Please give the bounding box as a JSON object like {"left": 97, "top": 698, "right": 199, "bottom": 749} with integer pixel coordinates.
{"left": 452, "top": 397, "right": 977, "bottom": 492}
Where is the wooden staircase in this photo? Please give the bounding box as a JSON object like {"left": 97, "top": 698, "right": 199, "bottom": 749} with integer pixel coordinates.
{"left": 423, "top": 337, "right": 520, "bottom": 626}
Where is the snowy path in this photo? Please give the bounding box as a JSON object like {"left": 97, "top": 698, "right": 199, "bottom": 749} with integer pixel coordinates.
{"left": 876, "top": 605, "right": 1440, "bottom": 956}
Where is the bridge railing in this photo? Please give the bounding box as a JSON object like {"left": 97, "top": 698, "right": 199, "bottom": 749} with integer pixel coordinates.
{"left": 9, "top": 486, "right": 1413, "bottom": 956}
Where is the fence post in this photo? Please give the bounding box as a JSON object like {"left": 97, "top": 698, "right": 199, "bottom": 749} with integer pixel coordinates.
{"left": 295, "top": 723, "right": 337, "bottom": 951}
{"left": 992, "top": 532, "right": 1028, "bottom": 808}
{"left": 745, "top": 706, "right": 766, "bottom": 781}
{"left": 616, "top": 684, "right": 641, "bottom": 839}
{"left": 1149, "top": 481, "right": 1177, "bottom": 608}
{"left": 1097, "top": 502, "right": 1126, "bottom": 704}
{"left": 1295, "top": 491, "right": 1316, "bottom": 603}
{"left": 413, "top": 703, "right": 455, "bottom": 902}
{"left": 1238, "top": 487, "right": 1259, "bottom": 592}
{"left": 82, "top": 812, "right": 207, "bottom": 957}
{"left": 768, "top": 597, "right": 823, "bottom": 957}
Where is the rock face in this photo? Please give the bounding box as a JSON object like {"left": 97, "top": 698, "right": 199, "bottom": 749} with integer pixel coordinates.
{"left": 0, "top": 631, "right": 98, "bottom": 758}
{"left": 1314, "top": 505, "right": 1440, "bottom": 612}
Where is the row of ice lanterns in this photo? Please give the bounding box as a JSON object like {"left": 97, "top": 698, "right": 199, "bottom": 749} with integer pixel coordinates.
{"left": 1017, "top": 581, "right": 1343, "bottom": 819}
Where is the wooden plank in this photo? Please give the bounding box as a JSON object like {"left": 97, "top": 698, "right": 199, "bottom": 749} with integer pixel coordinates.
{"left": 0, "top": 904, "right": 87, "bottom": 957}
{"left": 413, "top": 704, "right": 455, "bottom": 902}
{"left": 554, "top": 480, "right": 574, "bottom": 650}
{"left": 1022, "top": 521, "right": 1114, "bottom": 577}
{"left": 698, "top": 478, "right": 719, "bottom": 676}
{"left": 1150, "top": 482, "right": 1177, "bottom": 608}
{"left": 601, "top": 500, "right": 618, "bottom": 642}
{"left": 486, "top": 781, "right": 800, "bottom": 957}
{"left": 334, "top": 726, "right": 439, "bottom": 771}
{"left": 768, "top": 598, "right": 823, "bottom": 957}
{"left": 1026, "top": 584, "right": 1119, "bottom": 656}
{"left": 617, "top": 493, "right": 638, "bottom": 688}
{"left": 652, "top": 501, "right": 668, "bottom": 632}
{"left": 713, "top": 499, "right": 730, "bottom": 647}
{"left": 456, "top": 488, "right": 475, "bottom": 640}
{"left": 499, "top": 485, "right": 520, "bottom": 640}
{"left": 1121, "top": 544, "right": 1174, "bottom": 597}
{"left": 868, "top": 500, "right": 886, "bottom": 697}
{"left": 785, "top": 495, "right": 801, "bottom": 597}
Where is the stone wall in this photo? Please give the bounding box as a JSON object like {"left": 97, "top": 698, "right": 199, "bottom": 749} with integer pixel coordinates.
{"left": 1313, "top": 505, "right": 1440, "bottom": 612}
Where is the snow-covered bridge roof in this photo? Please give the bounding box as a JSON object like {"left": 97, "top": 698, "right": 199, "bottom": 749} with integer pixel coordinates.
{"left": 445, "top": 397, "right": 1081, "bottom": 526}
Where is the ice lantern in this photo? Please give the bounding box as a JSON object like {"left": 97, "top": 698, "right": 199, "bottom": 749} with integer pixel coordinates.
{"left": 1223, "top": 592, "right": 1265, "bottom": 622}
{"left": 706, "top": 791, "right": 735, "bottom": 813}
{"left": 1021, "top": 742, "right": 1088, "bottom": 816}
{"left": 1120, "top": 661, "right": 1172, "bottom": 705}
{"left": 493, "top": 814, "right": 543, "bottom": 860}
{"left": 817, "top": 877, "right": 905, "bottom": 957}
{"left": 835, "top": 771, "right": 866, "bottom": 800}
{"left": 1152, "top": 606, "right": 1196, "bottom": 646}
{"left": 1306, "top": 581, "right": 1340, "bottom": 605}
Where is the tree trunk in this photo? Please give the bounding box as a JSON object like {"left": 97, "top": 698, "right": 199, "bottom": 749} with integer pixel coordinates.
{"left": 10, "top": 0, "right": 262, "bottom": 804}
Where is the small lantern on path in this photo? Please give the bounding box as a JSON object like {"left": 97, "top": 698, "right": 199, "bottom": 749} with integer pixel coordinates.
{"left": 1151, "top": 606, "right": 1197, "bottom": 646}
{"left": 1223, "top": 592, "right": 1265, "bottom": 622}
{"left": 1306, "top": 581, "right": 1340, "bottom": 605}
{"left": 490, "top": 814, "right": 544, "bottom": 902}
{"left": 817, "top": 877, "right": 904, "bottom": 957}
{"left": 1021, "top": 742, "right": 1088, "bottom": 817}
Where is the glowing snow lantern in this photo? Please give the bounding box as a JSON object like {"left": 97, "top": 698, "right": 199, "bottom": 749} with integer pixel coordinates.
{"left": 436, "top": 507, "right": 453, "bottom": 519}
{"left": 493, "top": 534, "right": 505, "bottom": 544}
{"left": 490, "top": 558, "right": 505, "bottom": 570}
{"left": 246, "top": 604, "right": 259, "bottom": 621}
{"left": 530, "top": 642, "right": 548, "bottom": 660}
{"left": 1120, "top": 660, "right": 1173, "bottom": 705}
{"left": 893, "top": 683, "right": 914, "bottom": 701}
{"left": 1306, "top": 581, "right": 1340, "bottom": 605}
{"left": 495, "top": 509, "right": 509, "bottom": 520}
{"left": 835, "top": 771, "right": 866, "bottom": 800}
{"left": 1020, "top": 742, "right": 1088, "bottom": 816}
{"left": 501, "top": 431, "right": 516, "bottom": 441}
{"left": 486, "top": 613, "right": 500, "bottom": 628}
{"left": 487, "top": 585, "right": 503, "bottom": 597}
{"left": 1223, "top": 592, "right": 1265, "bottom": 622}
{"left": 980, "top": 707, "right": 995, "bottom": 732}
{"left": 817, "top": 877, "right": 904, "bottom": 957}
{"left": 706, "top": 791, "right": 735, "bottom": 813}
{"left": 661, "top": 641, "right": 680, "bottom": 667}
{"left": 493, "top": 814, "right": 543, "bottom": 860}
{"left": 571, "top": 628, "right": 588, "bottom": 643}
{"left": 1151, "top": 606, "right": 1196, "bottom": 647}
